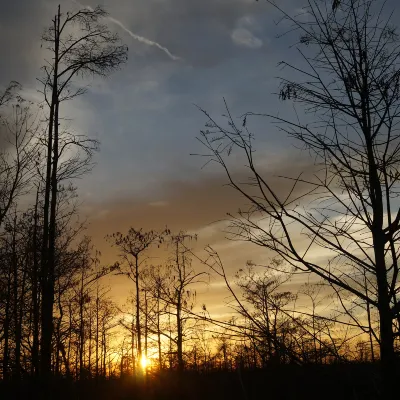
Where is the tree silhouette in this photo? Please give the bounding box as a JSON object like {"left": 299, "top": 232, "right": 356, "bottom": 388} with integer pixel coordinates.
{"left": 107, "top": 228, "right": 167, "bottom": 370}
{"left": 197, "top": 0, "right": 400, "bottom": 395}
{"left": 38, "top": 4, "right": 127, "bottom": 386}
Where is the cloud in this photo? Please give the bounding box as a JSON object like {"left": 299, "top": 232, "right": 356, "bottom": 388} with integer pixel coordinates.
{"left": 237, "top": 15, "right": 261, "bottom": 30}
{"left": 149, "top": 201, "right": 169, "bottom": 207}
{"left": 231, "top": 28, "right": 263, "bottom": 49}
{"left": 0, "top": 124, "right": 11, "bottom": 152}
{"left": 0, "top": 0, "right": 46, "bottom": 86}
{"left": 104, "top": 0, "right": 270, "bottom": 68}
{"left": 83, "top": 153, "right": 318, "bottom": 256}
{"left": 81, "top": 151, "right": 322, "bottom": 309}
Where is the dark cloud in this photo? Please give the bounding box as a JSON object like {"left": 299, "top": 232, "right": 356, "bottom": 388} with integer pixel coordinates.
{"left": 74, "top": 0, "right": 273, "bottom": 67}
{"left": 1, "top": 0, "right": 292, "bottom": 198}
{"left": 83, "top": 151, "right": 318, "bottom": 249}
{"left": 0, "top": 125, "right": 11, "bottom": 151}
{"left": 134, "top": 0, "right": 267, "bottom": 67}
{"left": 0, "top": 0, "right": 48, "bottom": 85}
{"left": 0, "top": 86, "right": 16, "bottom": 151}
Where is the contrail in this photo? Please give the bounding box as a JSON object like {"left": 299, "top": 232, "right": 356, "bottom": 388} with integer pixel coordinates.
{"left": 71, "top": 0, "right": 181, "bottom": 61}
{"left": 106, "top": 16, "right": 181, "bottom": 61}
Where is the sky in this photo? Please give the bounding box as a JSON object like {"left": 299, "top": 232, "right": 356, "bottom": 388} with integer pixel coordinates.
{"left": 1, "top": 0, "right": 299, "bottom": 196}
{"left": 2, "top": 0, "right": 398, "bottom": 315}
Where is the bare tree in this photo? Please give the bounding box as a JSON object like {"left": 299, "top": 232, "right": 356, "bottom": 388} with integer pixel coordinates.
{"left": 197, "top": 250, "right": 345, "bottom": 366}
{"left": 197, "top": 0, "right": 400, "bottom": 395}
{"left": 38, "top": 4, "right": 127, "bottom": 383}
{"left": 107, "top": 228, "right": 167, "bottom": 369}
{"left": 155, "top": 232, "right": 208, "bottom": 372}
{"left": 0, "top": 82, "right": 39, "bottom": 227}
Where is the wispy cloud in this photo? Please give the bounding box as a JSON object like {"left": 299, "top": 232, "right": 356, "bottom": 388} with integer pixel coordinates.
{"left": 231, "top": 28, "right": 263, "bottom": 49}
{"left": 71, "top": 0, "right": 181, "bottom": 61}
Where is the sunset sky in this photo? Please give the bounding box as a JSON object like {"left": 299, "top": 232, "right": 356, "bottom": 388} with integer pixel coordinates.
{"left": 2, "top": 0, "right": 398, "bottom": 317}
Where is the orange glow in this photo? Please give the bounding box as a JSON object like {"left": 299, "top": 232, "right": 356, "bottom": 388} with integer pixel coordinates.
{"left": 140, "top": 355, "right": 149, "bottom": 370}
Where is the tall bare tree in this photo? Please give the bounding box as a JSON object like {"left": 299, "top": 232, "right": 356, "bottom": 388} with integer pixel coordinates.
{"left": 197, "top": 0, "right": 400, "bottom": 395}
{"left": 38, "top": 4, "right": 127, "bottom": 383}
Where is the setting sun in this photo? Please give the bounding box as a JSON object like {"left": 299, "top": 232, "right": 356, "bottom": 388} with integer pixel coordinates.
{"left": 140, "top": 356, "right": 149, "bottom": 370}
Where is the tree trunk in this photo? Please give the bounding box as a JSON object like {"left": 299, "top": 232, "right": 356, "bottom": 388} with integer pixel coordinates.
{"left": 157, "top": 293, "right": 162, "bottom": 371}
{"left": 366, "top": 124, "right": 396, "bottom": 396}
{"left": 375, "top": 234, "right": 396, "bottom": 397}
{"left": 95, "top": 293, "right": 99, "bottom": 380}
{"left": 3, "top": 261, "right": 12, "bottom": 381}
{"left": 40, "top": 6, "right": 60, "bottom": 385}
{"left": 144, "top": 291, "right": 148, "bottom": 366}
{"left": 32, "top": 188, "right": 40, "bottom": 376}
{"left": 12, "top": 213, "right": 21, "bottom": 379}
{"left": 79, "top": 272, "right": 85, "bottom": 380}
{"left": 135, "top": 257, "right": 142, "bottom": 364}
{"left": 176, "top": 294, "right": 183, "bottom": 373}
{"left": 131, "top": 317, "right": 135, "bottom": 375}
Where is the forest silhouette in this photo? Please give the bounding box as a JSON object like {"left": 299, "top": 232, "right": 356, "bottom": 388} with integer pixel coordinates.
{"left": 1, "top": 0, "right": 400, "bottom": 399}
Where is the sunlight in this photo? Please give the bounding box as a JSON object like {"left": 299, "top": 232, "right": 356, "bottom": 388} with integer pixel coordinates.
{"left": 140, "top": 355, "right": 149, "bottom": 370}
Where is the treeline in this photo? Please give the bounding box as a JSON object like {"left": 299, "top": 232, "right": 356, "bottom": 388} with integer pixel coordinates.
{"left": 0, "top": 213, "right": 382, "bottom": 383}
